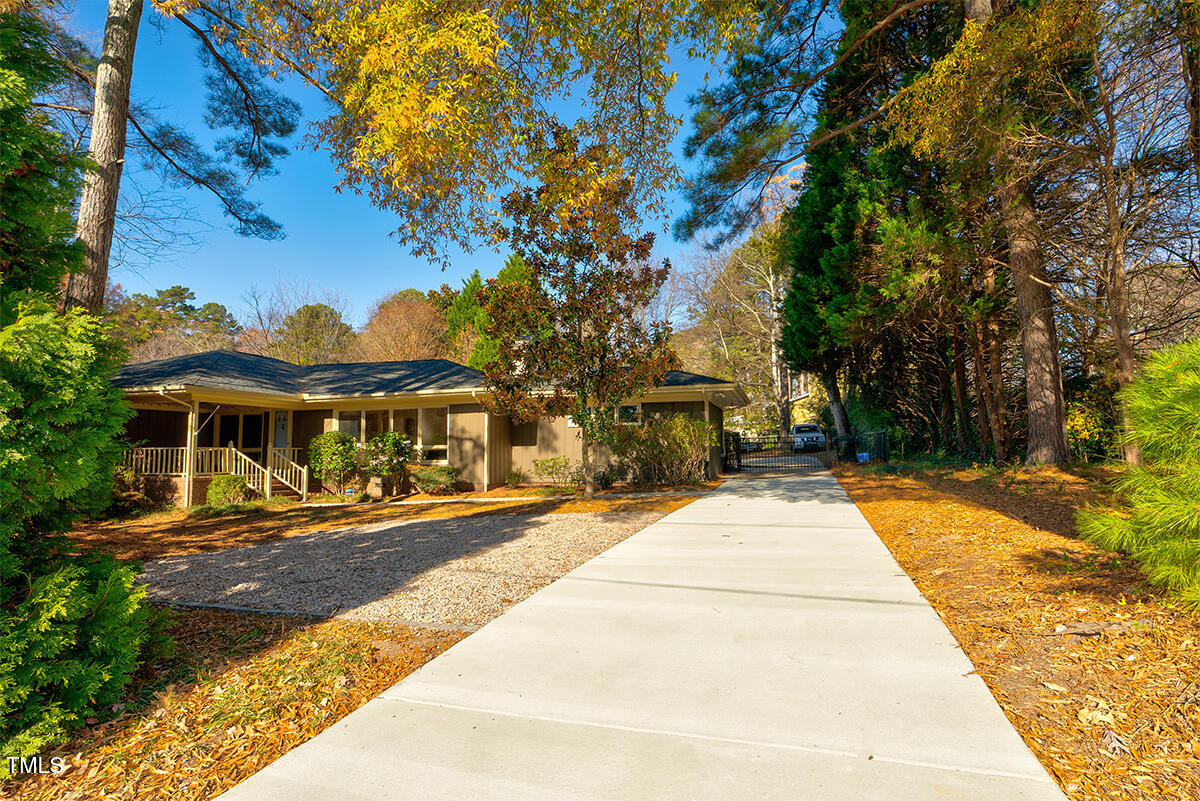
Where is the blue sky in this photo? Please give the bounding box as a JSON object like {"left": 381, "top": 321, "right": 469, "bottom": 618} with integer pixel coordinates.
{"left": 67, "top": 5, "right": 718, "bottom": 327}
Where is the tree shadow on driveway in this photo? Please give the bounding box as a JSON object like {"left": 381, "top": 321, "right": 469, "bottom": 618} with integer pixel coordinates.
{"left": 140, "top": 512, "right": 550, "bottom": 618}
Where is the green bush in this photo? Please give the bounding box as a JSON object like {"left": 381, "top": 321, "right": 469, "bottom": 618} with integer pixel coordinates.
{"left": 308, "top": 430, "right": 360, "bottom": 493}
{"left": 410, "top": 465, "right": 462, "bottom": 495}
{"left": 206, "top": 474, "right": 249, "bottom": 506}
{"left": 533, "top": 456, "right": 576, "bottom": 487}
{"left": 364, "top": 431, "right": 414, "bottom": 493}
{"left": 0, "top": 306, "right": 163, "bottom": 771}
{"left": 504, "top": 468, "right": 526, "bottom": 488}
{"left": 1077, "top": 339, "right": 1200, "bottom": 604}
{"left": 0, "top": 15, "right": 164, "bottom": 770}
{"left": 612, "top": 413, "right": 716, "bottom": 486}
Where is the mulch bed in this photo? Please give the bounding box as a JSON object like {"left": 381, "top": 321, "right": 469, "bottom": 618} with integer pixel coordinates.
{"left": 835, "top": 464, "right": 1200, "bottom": 800}
{"left": 4, "top": 608, "right": 464, "bottom": 801}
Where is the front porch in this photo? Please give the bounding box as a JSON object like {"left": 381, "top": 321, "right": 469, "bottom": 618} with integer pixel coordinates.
{"left": 123, "top": 395, "right": 311, "bottom": 506}
{"left": 124, "top": 444, "right": 309, "bottom": 505}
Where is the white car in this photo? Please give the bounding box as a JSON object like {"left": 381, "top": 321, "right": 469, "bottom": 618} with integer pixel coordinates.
{"left": 791, "top": 424, "right": 827, "bottom": 452}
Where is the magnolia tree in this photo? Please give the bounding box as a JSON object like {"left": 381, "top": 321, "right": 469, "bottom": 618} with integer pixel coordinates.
{"left": 481, "top": 127, "right": 678, "bottom": 499}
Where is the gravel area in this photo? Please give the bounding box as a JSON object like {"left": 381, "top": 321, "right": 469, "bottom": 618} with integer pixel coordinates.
{"left": 140, "top": 511, "right": 663, "bottom": 629}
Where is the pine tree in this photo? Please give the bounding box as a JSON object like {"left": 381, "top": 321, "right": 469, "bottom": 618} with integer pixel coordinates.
{"left": 1077, "top": 339, "right": 1200, "bottom": 604}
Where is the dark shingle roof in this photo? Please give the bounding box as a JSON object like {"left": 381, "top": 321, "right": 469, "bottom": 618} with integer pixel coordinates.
{"left": 301, "top": 359, "right": 486, "bottom": 396}
{"left": 659, "top": 369, "right": 734, "bottom": 388}
{"left": 112, "top": 351, "right": 306, "bottom": 395}
{"left": 112, "top": 351, "right": 487, "bottom": 397}
{"left": 112, "top": 351, "right": 735, "bottom": 398}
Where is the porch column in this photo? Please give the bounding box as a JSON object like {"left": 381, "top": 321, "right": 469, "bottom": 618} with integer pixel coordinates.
{"left": 183, "top": 399, "right": 198, "bottom": 507}
{"left": 265, "top": 411, "right": 275, "bottom": 500}
{"left": 483, "top": 413, "right": 490, "bottom": 492}
{"left": 702, "top": 389, "right": 714, "bottom": 480}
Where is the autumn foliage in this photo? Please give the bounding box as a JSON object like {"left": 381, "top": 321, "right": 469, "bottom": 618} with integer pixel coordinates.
{"left": 481, "top": 126, "right": 678, "bottom": 498}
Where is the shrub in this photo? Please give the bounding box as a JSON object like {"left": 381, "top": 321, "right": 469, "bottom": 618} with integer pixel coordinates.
{"left": 612, "top": 413, "right": 716, "bottom": 486}
{"left": 308, "top": 430, "right": 360, "bottom": 493}
{"left": 533, "top": 456, "right": 576, "bottom": 487}
{"left": 504, "top": 468, "right": 526, "bottom": 488}
{"left": 1, "top": 306, "right": 163, "bottom": 771}
{"left": 1, "top": 17, "right": 164, "bottom": 769}
{"left": 104, "top": 461, "right": 154, "bottom": 518}
{"left": 206, "top": 474, "right": 249, "bottom": 506}
{"left": 1077, "top": 339, "right": 1200, "bottom": 604}
{"left": 363, "top": 432, "right": 414, "bottom": 493}
{"left": 410, "top": 465, "right": 462, "bottom": 495}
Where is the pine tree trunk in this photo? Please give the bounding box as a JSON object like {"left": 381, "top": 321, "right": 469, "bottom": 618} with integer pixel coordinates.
{"left": 969, "top": 328, "right": 993, "bottom": 457}
{"left": 986, "top": 313, "right": 1012, "bottom": 463}
{"left": 65, "top": 0, "right": 144, "bottom": 311}
{"left": 1108, "top": 244, "right": 1141, "bottom": 465}
{"left": 581, "top": 437, "right": 595, "bottom": 500}
{"left": 963, "top": 0, "right": 992, "bottom": 22}
{"left": 999, "top": 180, "right": 1070, "bottom": 465}
{"left": 821, "top": 371, "right": 851, "bottom": 438}
{"left": 951, "top": 329, "right": 971, "bottom": 453}
{"left": 939, "top": 365, "right": 956, "bottom": 452}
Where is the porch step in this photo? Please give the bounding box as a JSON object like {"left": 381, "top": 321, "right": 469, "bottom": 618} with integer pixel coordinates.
{"left": 266, "top": 479, "right": 303, "bottom": 500}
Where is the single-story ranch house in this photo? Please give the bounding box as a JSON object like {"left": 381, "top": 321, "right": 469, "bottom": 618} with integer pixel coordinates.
{"left": 113, "top": 350, "right": 748, "bottom": 505}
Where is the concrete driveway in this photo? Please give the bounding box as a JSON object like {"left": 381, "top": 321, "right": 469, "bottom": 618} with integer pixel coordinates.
{"left": 219, "top": 471, "right": 1066, "bottom": 801}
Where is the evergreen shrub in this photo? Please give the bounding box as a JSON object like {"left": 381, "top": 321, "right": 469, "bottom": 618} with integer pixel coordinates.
{"left": 363, "top": 432, "right": 414, "bottom": 493}
{"left": 532, "top": 456, "right": 574, "bottom": 486}
{"left": 206, "top": 474, "right": 249, "bottom": 506}
{"left": 308, "top": 431, "right": 360, "bottom": 493}
{"left": 410, "top": 465, "right": 461, "bottom": 495}
{"left": 1077, "top": 339, "right": 1200, "bottom": 603}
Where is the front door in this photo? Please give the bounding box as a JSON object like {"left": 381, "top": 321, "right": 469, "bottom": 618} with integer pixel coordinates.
{"left": 273, "top": 411, "right": 289, "bottom": 454}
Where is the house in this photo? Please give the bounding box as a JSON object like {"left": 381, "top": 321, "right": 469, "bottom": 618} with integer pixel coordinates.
{"left": 113, "top": 350, "right": 749, "bottom": 505}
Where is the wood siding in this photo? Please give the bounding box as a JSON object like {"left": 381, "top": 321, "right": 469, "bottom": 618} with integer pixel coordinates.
{"left": 448, "top": 403, "right": 487, "bottom": 487}
{"left": 509, "top": 416, "right": 612, "bottom": 481}
{"left": 487, "top": 413, "right": 512, "bottom": 487}
{"left": 127, "top": 409, "right": 187, "bottom": 447}
{"left": 293, "top": 409, "right": 331, "bottom": 465}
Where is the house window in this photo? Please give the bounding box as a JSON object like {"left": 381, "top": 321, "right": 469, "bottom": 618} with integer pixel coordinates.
{"left": 337, "top": 412, "right": 361, "bottom": 441}
{"left": 393, "top": 409, "right": 418, "bottom": 438}
{"left": 419, "top": 407, "right": 449, "bottom": 462}
{"left": 365, "top": 410, "right": 387, "bottom": 439}
{"left": 218, "top": 415, "right": 238, "bottom": 448}
{"left": 511, "top": 419, "right": 538, "bottom": 447}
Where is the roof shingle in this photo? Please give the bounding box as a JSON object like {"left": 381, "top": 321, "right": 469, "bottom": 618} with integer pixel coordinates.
{"left": 112, "top": 351, "right": 733, "bottom": 398}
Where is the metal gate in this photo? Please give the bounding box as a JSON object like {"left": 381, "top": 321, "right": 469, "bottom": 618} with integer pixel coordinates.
{"left": 723, "top": 434, "right": 836, "bottom": 472}
{"left": 722, "top": 431, "right": 889, "bottom": 473}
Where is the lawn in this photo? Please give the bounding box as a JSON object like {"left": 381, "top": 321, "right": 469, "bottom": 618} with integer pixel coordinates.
{"left": 835, "top": 463, "right": 1200, "bottom": 801}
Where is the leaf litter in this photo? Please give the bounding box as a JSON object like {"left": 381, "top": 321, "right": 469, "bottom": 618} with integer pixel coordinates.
{"left": 836, "top": 465, "right": 1200, "bottom": 800}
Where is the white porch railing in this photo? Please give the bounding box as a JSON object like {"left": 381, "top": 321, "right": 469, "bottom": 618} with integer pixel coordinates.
{"left": 269, "top": 447, "right": 309, "bottom": 501}
{"left": 126, "top": 445, "right": 308, "bottom": 501}
{"left": 225, "top": 446, "right": 270, "bottom": 497}
{"left": 195, "top": 446, "right": 232, "bottom": 476}
{"left": 124, "top": 446, "right": 188, "bottom": 476}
